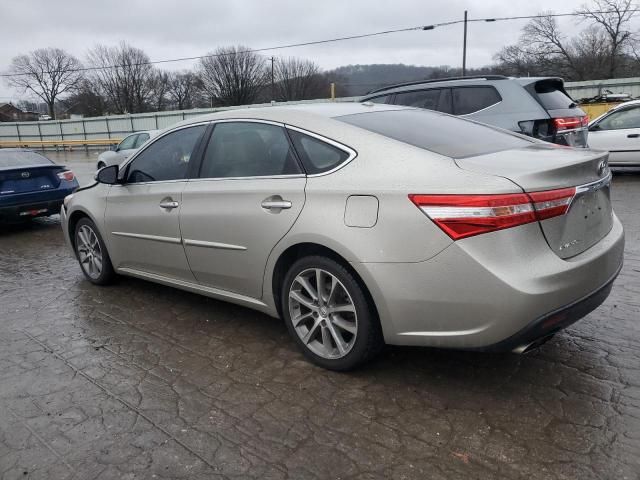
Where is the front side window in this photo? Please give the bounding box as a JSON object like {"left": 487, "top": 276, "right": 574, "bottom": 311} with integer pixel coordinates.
{"left": 366, "top": 95, "right": 391, "bottom": 104}
{"left": 452, "top": 86, "right": 501, "bottom": 115}
{"left": 288, "top": 130, "right": 350, "bottom": 174}
{"left": 199, "top": 122, "right": 301, "bottom": 178}
{"left": 125, "top": 125, "right": 205, "bottom": 183}
{"left": 118, "top": 134, "right": 138, "bottom": 151}
{"left": 597, "top": 107, "right": 640, "bottom": 131}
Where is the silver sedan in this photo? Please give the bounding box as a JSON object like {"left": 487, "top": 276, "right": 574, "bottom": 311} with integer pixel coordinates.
{"left": 96, "top": 130, "right": 159, "bottom": 170}
{"left": 61, "top": 103, "right": 624, "bottom": 370}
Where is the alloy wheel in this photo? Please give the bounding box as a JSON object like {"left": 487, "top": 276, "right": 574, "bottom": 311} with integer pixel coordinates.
{"left": 288, "top": 268, "right": 358, "bottom": 359}
{"left": 76, "top": 225, "right": 103, "bottom": 279}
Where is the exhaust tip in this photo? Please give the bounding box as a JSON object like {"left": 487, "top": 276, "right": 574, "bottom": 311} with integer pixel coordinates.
{"left": 512, "top": 334, "right": 555, "bottom": 354}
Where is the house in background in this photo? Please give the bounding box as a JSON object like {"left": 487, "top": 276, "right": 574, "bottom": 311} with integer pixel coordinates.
{"left": 0, "top": 103, "right": 39, "bottom": 122}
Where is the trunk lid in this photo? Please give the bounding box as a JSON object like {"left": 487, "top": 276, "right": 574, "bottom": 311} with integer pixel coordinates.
{"left": 0, "top": 165, "right": 64, "bottom": 196}
{"left": 456, "top": 144, "right": 613, "bottom": 259}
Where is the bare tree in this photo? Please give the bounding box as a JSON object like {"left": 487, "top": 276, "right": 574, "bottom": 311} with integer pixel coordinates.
{"left": 147, "top": 70, "right": 170, "bottom": 111}
{"left": 199, "top": 46, "right": 267, "bottom": 106}
{"left": 273, "top": 57, "right": 324, "bottom": 101}
{"left": 576, "top": 0, "right": 637, "bottom": 77}
{"left": 5, "top": 48, "right": 83, "bottom": 119}
{"left": 166, "top": 71, "right": 203, "bottom": 110}
{"left": 86, "top": 42, "right": 154, "bottom": 114}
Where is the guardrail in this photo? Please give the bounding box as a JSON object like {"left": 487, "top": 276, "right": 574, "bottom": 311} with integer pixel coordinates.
{"left": 0, "top": 138, "right": 120, "bottom": 151}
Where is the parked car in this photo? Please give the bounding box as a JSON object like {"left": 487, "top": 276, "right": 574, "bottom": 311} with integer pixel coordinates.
{"left": 61, "top": 104, "right": 623, "bottom": 370}
{"left": 360, "top": 75, "right": 589, "bottom": 148}
{"left": 96, "top": 130, "right": 159, "bottom": 170}
{"left": 588, "top": 100, "right": 640, "bottom": 166}
{"left": 0, "top": 149, "right": 78, "bottom": 222}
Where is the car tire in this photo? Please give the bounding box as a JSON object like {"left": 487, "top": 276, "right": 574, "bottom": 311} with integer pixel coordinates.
{"left": 281, "top": 255, "right": 383, "bottom": 371}
{"left": 74, "top": 217, "right": 116, "bottom": 285}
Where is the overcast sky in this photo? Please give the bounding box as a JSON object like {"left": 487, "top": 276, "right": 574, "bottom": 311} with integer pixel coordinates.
{"left": 0, "top": 0, "right": 616, "bottom": 102}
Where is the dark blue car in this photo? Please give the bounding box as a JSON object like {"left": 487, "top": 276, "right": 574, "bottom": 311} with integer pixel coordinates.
{"left": 0, "top": 149, "right": 79, "bottom": 222}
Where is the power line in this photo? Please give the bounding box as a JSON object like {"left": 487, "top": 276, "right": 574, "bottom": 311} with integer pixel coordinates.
{"left": 1, "top": 8, "right": 638, "bottom": 78}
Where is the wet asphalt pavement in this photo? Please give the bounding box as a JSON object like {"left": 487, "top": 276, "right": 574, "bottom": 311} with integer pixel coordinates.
{"left": 1, "top": 153, "right": 639, "bottom": 479}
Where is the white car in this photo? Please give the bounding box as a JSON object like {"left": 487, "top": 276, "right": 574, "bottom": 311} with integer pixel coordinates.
{"left": 96, "top": 130, "right": 159, "bottom": 170}
{"left": 588, "top": 100, "right": 640, "bottom": 166}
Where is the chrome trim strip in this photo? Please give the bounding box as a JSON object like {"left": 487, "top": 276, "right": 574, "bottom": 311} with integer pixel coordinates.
{"left": 575, "top": 172, "right": 612, "bottom": 195}
{"left": 188, "top": 174, "right": 305, "bottom": 182}
{"left": 285, "top": 124, "right": 358, "bottom": 177}
{"left": 183, "top": 239, "right": 247, "bottom": 251}
{"left": 111, "top": 231, "right": 182, "bottom": 244}
{"left": 117, "top": 267, "right": 268, "bottom": 308}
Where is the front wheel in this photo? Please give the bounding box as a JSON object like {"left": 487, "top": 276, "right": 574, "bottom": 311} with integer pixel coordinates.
{"left": 282, "top": 255, "right": 383, "bottom": 371}
{"left": 74, "top": 218, "right": 115, "bottom": 285}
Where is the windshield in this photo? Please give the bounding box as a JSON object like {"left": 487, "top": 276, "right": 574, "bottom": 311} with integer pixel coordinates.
{"left": 336, "top": 109, "right": 532, "bottom": 158}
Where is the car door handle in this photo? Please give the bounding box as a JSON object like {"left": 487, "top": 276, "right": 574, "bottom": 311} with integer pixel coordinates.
{"left": 159, "top": 199, "right": 179, "bottom": 209}
{"left": 627, "top": 133, "right": 640, "bottom": 138}
{"left": 261, "top": 199, "right": 292, "bottom": 210}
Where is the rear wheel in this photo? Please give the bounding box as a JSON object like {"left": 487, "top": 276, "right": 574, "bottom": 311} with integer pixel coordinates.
{"left": 74, "top": 218, "right": 115, "bottom": 285}
{"left": 282, "top": 255, "right": 383, "bottom": 370}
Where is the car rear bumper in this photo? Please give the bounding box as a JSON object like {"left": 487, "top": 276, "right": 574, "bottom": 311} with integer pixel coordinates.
{"left": 0, "top": 198, "right": 64, "bottom": 221}
{"left": 352, "top": 213, "right": 625, "bottom": 349}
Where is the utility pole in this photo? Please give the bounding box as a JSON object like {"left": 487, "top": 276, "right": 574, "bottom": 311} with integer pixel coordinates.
{"left": 462, "top": 10, "right": 468, "bottom": 77}
{"left": 270, "top": 56, "right": 276, "bottom": 101}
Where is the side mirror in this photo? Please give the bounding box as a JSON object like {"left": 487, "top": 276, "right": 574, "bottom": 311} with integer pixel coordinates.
{"left": 589, "top": 124, "right": 601, "bottom": 132}
{"left": 95, "top": 165, "right": 119, "bottom": 185}
{"left": 111, "top": 144, "right": 119, "bottom": 152}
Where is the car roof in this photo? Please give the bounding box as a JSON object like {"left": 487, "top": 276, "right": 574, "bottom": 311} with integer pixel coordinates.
{"left": 608, "top": 99, "right": 640, "bottom": 110}
{"left": 173, "top": 102, "right": 407, "bottom": 127}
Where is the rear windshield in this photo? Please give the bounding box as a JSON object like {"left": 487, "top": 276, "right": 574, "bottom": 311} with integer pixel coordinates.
{"left": 0, "top": 151, "right": 53, "bottom": 168}
{"left": 336, "top": 109, "right": 532, "bottom": 158}
{"left": 534, "top": 82, "right": 576, "bottom": 110}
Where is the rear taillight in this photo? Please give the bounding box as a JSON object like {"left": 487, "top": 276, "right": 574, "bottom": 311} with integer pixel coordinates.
{"left": 553, "top": 116, "right": 588, "bottom": 131}
{"left": 57, "top": 170, "right": 75, "bottom": 182}
{"left": 409, "top": 187, "right": 576, "bottom": 240}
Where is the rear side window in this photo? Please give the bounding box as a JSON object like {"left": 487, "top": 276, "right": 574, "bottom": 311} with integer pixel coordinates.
{"left": 134, "top": 133, "right": 150, "bottom": 148}
{"left": 393, "top": 88, "right": 451, "bottom": 113}
{"left": 534, "top": 82, "right": 576, "bottom": 110}
{"left": 0, "top": 151, "right": 52, "bottom": 168}
{"left": 337, "top": 109, "right": 531, "bottom": 159}
{"left": 200, "top": 122, "right": 301, "bottom": 178}
{"left": 288, "top": 130, "right": 350, "bottom": 174}
{"left": 118, "top": 134, "right": 138, "bottom": 150}
{"left": 452, "top": 87, "right": 501, "bottom": 115}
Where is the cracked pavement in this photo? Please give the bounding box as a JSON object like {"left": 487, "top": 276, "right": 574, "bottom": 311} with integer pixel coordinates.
{"left": 1, "top": 158, "right": 639, "bottom": 479}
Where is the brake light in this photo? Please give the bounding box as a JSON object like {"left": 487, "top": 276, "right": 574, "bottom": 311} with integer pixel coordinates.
{"left": 409, "top": 187, "right": 576, "bottom": 240}
{"left": 57, "top": 170, "right": 75, "bottom": 181}
{"left": 553, "top": 116, "right": 588, "bottom": 131}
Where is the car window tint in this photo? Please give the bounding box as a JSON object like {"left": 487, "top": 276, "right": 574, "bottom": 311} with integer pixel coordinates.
{"left": 125, "top": 125, "right": 205, "bottom": 183}
{"left": 200, "top": 122, "right": 301, "bottom": 178}
{"left": 452, "top": 86, "right": 501, "bottom": 115}
{"left": 597, "top": 107, "right": 640, "bottom": 130}
{"left": 288, "top": 130, "right": 350, "bottom": 174}
{"left": 118, "top": 134, "right": 138, "bottom": 150}
{"left": 337, "top": 109, "right": 531, "bottom": 158}
{"left": 394, "top": 89, "right": 442, "bottom": 111}
{"left": 0, "top": 151, "right": 53, "bottom": 168}
{"left": 134, "top": 133, "right": 150, "bottom": 148}
{"left": 534, "top": 82, "right": 576, "bottom": 110}
{"left": 366, "top": 95, "right": 391, "bottom": 104}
